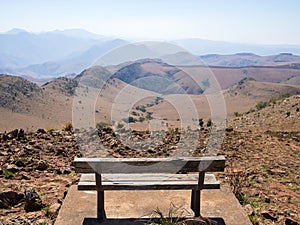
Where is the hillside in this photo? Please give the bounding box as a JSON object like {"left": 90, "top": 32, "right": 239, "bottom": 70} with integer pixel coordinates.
{"left": 0, "top": 74, "right": 44, "bottom": 113}
{"left": 0, "top": 74, "right": 74, "bottom": 131}
{"left": 112, "top": 60, "right": 204, "bottom": 94}
{"left": 2, "top": 60, "right": 300, "bottom": 132}
{"left": 181, "top": 66, "right": 300, "bottom": 89}
{"left": 1, "top": 100, "right": 299, "bottom": 224}
{"left": 229, "top": 94, "right": 300, "bottom": 132}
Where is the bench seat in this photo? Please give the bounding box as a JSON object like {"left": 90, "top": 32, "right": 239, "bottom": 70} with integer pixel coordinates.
{"left": 78, "top": 173, "right": 220, "bottom": 191}
{"left": 74, "top": 156, "right": 225, "bottom": 220}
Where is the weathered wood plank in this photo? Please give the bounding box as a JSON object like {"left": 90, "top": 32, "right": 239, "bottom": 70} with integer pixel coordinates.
{"left": 74, "top": 156, "right": 225, "bottom": 173}
{"left": 78, "top": 173, "right": 220, "bottom": 190}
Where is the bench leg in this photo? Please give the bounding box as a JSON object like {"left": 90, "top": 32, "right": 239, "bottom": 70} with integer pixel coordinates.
{"left": 191, "top": 172, "right": 205, "bottom": 217}
{"left": 97, "top": 190, "right": 106, "bottom": 221}
{"left": 191, "top": 190, "right": 200, "bottom": 217}
{"left": 96, "top": 173, "right": 106, "bottom": 221}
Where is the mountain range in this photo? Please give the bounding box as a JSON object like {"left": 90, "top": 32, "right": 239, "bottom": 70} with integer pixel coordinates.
{"left": 2, "top": 29, "right": 300, "bottom": 83}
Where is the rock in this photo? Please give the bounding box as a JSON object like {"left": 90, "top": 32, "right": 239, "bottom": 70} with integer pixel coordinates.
{"left": 37, "top": 128, "right": 46, "bottom": 133}
{"left": 0, "top": 216, "right": 32, "bottom": 225}
{"left": 244, "top": 204, "right": 254, "bottom": 216}
{"left": 261, "top": 210, "right": 277, "bottom": 221}
{"left": 0, "top": 191, "right": 24, "bottom": 209}
{"left": 225, "top": 127, "right": 234, "bottom": 132}
{"left": 270, "top": 169, "right": 287, "bottom": 175}
{"left": 18, "top": 129, "right": 25, "bottom": 138}
{"left": 6, "top": 164, "right": 19, "bottom": 173}
{"left": 24, "top": 189, "right": 44, "bottom": 212}
{"left": 285, "top": 218, "right": 300, "bottom": 225}
{"left": 36, "top": 160, "right": 48, "bottom": 171}
{"left": 63, "top": 169, "right": 72, "bottom": 175}
{"left": 17, "top": 173, "right": 31, "bottom": 180}
{"left": 1, "top": 132, "right": 8, "bottom": 141}
{"left": 47, "top": 203, "right": 61, "bottom": 217}
{"left": 254, "top": 176, "right": 264, "bottom": 183}
{"left": 11, "top": 129, "right": 18, "bottom": 138}
{"left": 265, "top": 197, "right": 271, "bottom": 203}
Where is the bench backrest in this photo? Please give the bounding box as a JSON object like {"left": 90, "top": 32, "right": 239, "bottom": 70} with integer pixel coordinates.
{"left": 74, "top": 156, "right": 225, "bottom": 174}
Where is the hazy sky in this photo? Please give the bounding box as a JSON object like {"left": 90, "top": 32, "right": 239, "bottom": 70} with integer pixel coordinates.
{"left": 1, "top": 0, "right": 300, "bottom": 45}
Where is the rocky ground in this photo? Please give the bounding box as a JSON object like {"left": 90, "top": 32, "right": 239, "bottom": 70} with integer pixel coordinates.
{"left": 0, "top": 129, "right": 80, "bottom": 225}
{"left": 0, "top": 110, "right": 299, "bottom": 225}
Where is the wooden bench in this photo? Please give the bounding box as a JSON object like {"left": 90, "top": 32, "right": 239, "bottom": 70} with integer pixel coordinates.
{"left": 74, "top": 156, "right": 225, "bottom": 221}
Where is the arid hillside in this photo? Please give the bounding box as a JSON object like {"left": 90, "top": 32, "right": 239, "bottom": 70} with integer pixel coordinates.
{"left": 1, "top": 61, "right": 300, "bottom": 132}
{"left": 0, "top": 93, "right": 299, "bottom": 224}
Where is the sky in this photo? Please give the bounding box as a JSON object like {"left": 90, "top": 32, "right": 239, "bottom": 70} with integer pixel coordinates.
{"left": 1, "top": 0, "right": 300, "bottom": 45}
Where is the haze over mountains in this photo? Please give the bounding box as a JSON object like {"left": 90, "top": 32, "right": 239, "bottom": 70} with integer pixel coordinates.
{"left": 1, "top": 28, "right": 300, "bottom": 83}
{"left": 1, "top": 28, "right": 300, "bottom": 132}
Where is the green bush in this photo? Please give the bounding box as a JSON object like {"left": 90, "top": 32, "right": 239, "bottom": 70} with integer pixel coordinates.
{"left": 96, "top": 121, "right": 110, "bottom": 129}
{"left": 207, "top": 119, "right": 213, "bottom": 127}
{"left": 136, "top": 105, "right": 146, "bottom": 112}
{"left": 256, "top": 101, "right": 269, "bottom": 110}
{"left": 62, "top": 122, "right": 73, "bottom": 132}
{"left": 234, "top": 112, "right": 242, "bottom": 117}
{"left": 198, "top": 118, "right": 204, "bottom": 127}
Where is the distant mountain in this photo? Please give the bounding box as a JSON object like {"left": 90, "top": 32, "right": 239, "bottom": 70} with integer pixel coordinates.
{"left": 173, "top": 38, "right": 300, "bottom": 55}
{"left": 0, "top": 29, "right": 103, "bottom": 64}
{"left": 93, "top": 42, "right": 184, "bottom": 66}
{"left": 50, "top": 28, "right": 106, "bottom": 40}
{"left": 200, "top": 53, "right": 300, "bottom": 67}
{"left": 0, "top": 29, "right": 128, "bottom": 81}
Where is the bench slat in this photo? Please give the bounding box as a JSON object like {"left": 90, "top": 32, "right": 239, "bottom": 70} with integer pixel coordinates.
{"left": 74, "top": 156, "right": 225, "bottom": 173}
{"left": 78, "top": 173, "right": 220, "bottom": 190}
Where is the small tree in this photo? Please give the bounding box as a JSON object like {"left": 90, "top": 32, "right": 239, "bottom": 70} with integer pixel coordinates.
{"left": 207, "top": 119, "right": 213, "bottom": 127}
{"left": 198, "top": 118, "right": 204, "bottom": 128}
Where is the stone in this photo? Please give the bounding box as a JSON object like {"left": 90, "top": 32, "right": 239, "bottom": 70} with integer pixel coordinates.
{"left": 24, "top": 189, "right": 44, "bottom": 212}
{"left": 48, "top": 203, "right": 61, "bottom": 217}
{"left": 37, "top": 128, "right": 46, "bottom": 133}
{"left": 11, "top": 129, "right": 18, "bottom": 138}
{"left": 244, "top": 204, "right": 254, "bottom": 216}
{"left": 6, "top": 164, "right": 19, "bottom": 173}
{"left": 36, "top": 160, "right": 49, "bottom": 171}
{"left": 285, "top": 218, "right": 300, "bottom": 225}
{"left": 18, "top": 129, "right": 25, "bottom": 138}
{"left": 0, "top": 191, "right": 24, "bottom": 209}
{"left": 261, "top": 210, "right": 277, "bottom": 221}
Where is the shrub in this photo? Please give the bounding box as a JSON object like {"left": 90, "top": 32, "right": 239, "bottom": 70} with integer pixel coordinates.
{"left": 146, "top": 112, "right": 153, "bottom": 120}
{"left": 62, "top": 122, "right": 73, "bottom": 132}
{"left": 207, "top": 119, "right": 212, "bottom": 127}
{"left": 128, "top": 117, "right": 136, "bottom": 123}
{"left": 131, "top": 111, "right": 139, "bottom": 116}
{"left": 117, "top": 123, "right": 124, "bottom": 129}
{"left": 96, "top": 121, "right": 110, "bottom": 129}
{"left": 4, "top": 170, "right": 14, "bottom": 178}
{"left": 198, "top": 118, "right": 204, "bottom": 128}
{"left": 234, "top": 112, "right": 242, "bottom": 117}
{"left": 136, "top": 105, "right": 146, "bottom": 112}
{"left": 256, "top": 101, "right": 269, "bottom": 110}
